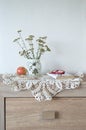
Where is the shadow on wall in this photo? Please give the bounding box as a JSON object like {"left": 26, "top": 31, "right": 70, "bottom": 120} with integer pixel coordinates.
{"left": 41, "top": 41, "right": 63, "bottom": 74}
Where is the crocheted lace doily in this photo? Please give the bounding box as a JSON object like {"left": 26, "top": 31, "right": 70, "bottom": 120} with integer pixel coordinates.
{"left": 2, "top": 74, "right": 83, "bottom": 101}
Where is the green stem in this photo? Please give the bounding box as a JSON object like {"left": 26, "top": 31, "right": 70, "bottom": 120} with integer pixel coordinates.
{"left": 17, "top": 41, "right": 24, "bottom": 50}
{"left": 18, "top": 33, "right": 27, "bottom": 50}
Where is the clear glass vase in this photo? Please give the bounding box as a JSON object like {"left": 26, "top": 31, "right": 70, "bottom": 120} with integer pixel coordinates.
{"left": 27, "top": 59, "right": 41, "bottom": 77}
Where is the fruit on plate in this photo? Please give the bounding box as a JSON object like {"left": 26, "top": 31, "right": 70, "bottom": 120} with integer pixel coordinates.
{"left": 50, "top": 70, "right": 65, "bottom": 74}
{"left": 17, "top": 66, "right": 27, "bottom": 75}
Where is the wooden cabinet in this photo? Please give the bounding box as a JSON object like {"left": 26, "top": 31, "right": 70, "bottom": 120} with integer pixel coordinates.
{"left": 0, "top": 81, "right": 86, "bottom": 130}
{"left": 6, "top": 98, "right": 86, "bottom": 130}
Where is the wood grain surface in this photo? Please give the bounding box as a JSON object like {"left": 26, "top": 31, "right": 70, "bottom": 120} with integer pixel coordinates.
{"left": 6, "top": 98, "right": 86, "bottom": 130}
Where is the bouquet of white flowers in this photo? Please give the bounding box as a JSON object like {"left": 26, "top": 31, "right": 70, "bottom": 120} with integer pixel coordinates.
{"left": 13, "top": 30, "right": 51, "bottom": 59}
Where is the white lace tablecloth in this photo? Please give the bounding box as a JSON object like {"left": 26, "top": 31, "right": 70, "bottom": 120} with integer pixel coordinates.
{"left": 2, "top": 74, "right": 83, "bottom": 101}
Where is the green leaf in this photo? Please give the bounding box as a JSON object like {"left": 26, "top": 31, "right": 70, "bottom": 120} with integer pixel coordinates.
{"left": 13, "top": 38, "right": 20, "bottom": 42}
{"left": 47, "top": 47, "right": 51, "bottom": 51}
{"left": 40, "top": 48, "right": 45, "bottom": 52}
{"left": 36, "top": 39, "right": 45, "bottom": 44}
{"left": 39, "top": 36, "right": 47, "bottom": 39}
{"left": 33, "top": 68, "right": 38, "bottom": 75}
{"left": 17, "top": 30, "right": 22, "bottom": 33}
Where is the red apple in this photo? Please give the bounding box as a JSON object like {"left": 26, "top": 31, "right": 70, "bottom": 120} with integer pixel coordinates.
{"left": 17, "top": 67, "right": 27, "bottom": 75}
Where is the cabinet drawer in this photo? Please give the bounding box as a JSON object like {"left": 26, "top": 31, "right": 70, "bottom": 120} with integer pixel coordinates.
{"left": 6, "top": 98, "right": 86, "bottom": 130}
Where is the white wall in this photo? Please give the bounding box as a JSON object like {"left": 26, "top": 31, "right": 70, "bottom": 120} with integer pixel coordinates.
{"left": 0, "top": 0, "right": 86, "bottom": 74}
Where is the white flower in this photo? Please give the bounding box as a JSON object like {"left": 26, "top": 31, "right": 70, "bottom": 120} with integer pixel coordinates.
{"left": 13, "top": 30, "right": 51, "bottom": 59}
